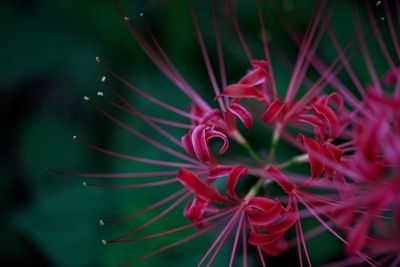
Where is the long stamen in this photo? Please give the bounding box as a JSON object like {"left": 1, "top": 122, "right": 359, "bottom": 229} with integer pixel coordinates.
{"left": 228, "top": 212, "right": 245, "bottom": 267}
{"left": 212, "top": 0, "right": 229, "bottom": 107}
{"left": 73, "top": 135, "right": 204, "bottom": 169}
{"left": 197, "top": 207, "right": 243, "bottom": 267}
{"left": 257, "top": 0, "right": 277, "bottom": 99}
{"left": 101, "top": 188, "right": 186, "bottom": 225}
{"left": 83, "top": 178, "right": 178, "bottom": 189}
{"left": 227, "top": 0, "right": 253, "bottom": 62}
{"left": 116, "top": 222, "right": 218, "bottom": 267}
{"left": 97, "top": 59, "right": 197, "bottom": 119}
{"left": 114, "top": 208, "right": 237, "bottom": 243}
{"left": 106, "top": 192, "right": 190, "bottom": 243}
{"left": 86, "top": 99, "right": 198, "bottom": 164}
{"left": 189, "top": 1, "right": 225, "bottom": 112}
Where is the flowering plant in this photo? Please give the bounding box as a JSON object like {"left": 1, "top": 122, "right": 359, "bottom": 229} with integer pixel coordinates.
{"left": 54, "top": 0, "right": 400, "bottom": 266}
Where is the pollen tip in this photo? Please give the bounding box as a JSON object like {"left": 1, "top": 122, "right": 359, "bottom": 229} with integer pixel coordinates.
{"left": 99, "top": 219, "right": 105, "bottom": 226}
{"left": 101, "top": 239, "right": 108, "bottom": 245}
{"left": 139, "top": 12, "right": 144, "bottom": 17}
{"left": 123, "top": 16, "right": 130, "bottom": 21}
{"left": 101, "top": 76, "right": 106, "bottom": 82}
{"left": 95, "top": 56, "right": 101, "bottom": 63}
{"left": 82, "top": 181, "right": 88, "bottom": 187}
{"left": 376, "top": 1, "right": 381, "bottom": 6}
{"left": 72, "top": 135, "right": 77, "bottom": 140}
{"left": 97, "top": 91, "right": 104, "bottom": 97}
{"left": 83, "top": 96, "right": 90, "bottom": 101}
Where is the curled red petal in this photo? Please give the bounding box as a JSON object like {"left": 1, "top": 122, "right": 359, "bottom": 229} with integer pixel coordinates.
{"left": 297, "top": 114, "right": 325, "bottom": 140}
{"left": 251, "top": 60, "right": 268, "bottom": 69}
{"left": 297, "top": 134, "right": 324, "bottom": 178}
{"left": 248, "top": 231, "right": 285, "bottom": 246}
{"left": 262, "top": 210, "right": 297, "bottom": 233}
{"left": 355, "top": 115, "right": 384, "bottom": 161}
{"left": 323, "top": 143, "right": 342, "bottom": 161}
{"left": 227, "top": 103, "right": 253, "bottom": 128}
{"left": 346, "top": 214, "right": 371, "bottom": 255}
{"left": 207, "top": 165, "right": 233, "bottom": 179}
{"left": 246, "top": 196, "right": 276, "bottom": 210}
{"left": 181, "top": 132, "right": 195, "bottom": 157}
{"left": 313, "top": 103, "right": 340, "bottom": 138}
{"left": 199, "top": 109, "right": 221, "bottom": 124}
{"left": 206, "top": 129, "right": 229, "bottom": 154}
{"left": 226, "top": 165, "right": 247, "bottom": 199}
{"left": 183, "top": 197, "right": 207, "bottom": 223}
{"left": 221, "top": 84, "right": 264, "bottom": 100}
{"left": 261, "top": 99, "right": 285, "bottom": 124}
{"left": 191, "top": 125, "right": 210, "bottom": 162}
{"left": 325, "top": 93, "right": 343, "bottom": 113}
{"left": 260, "top": 239, "right": 289, "bottom": 257}
{"left": 246, "top": 201, "right": 282, "bottom": 225}
{"left": 223, "top": 108, "right": 237, "bottom": 131}
{"left": 189, "top": 104, "right": 203, "bottom": 126}
{"left": 265, "top": 166, "right": 296, "bottom": 194}
{"left": 177, "top": 168, "right": 235, "bottom": 204}
{"left": 238, "top": 67, "right": 268, "bottom": 87}
{"left": 383, "top": 67, "right": 400, "bottom": 86}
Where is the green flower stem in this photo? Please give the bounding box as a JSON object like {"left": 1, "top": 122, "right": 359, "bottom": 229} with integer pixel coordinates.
{"left": 240, "top": 140, "right": 265, "bottom": 167}
{"left": 267, "top": 124, "right": 282, "bottom": 164}
{"left": 243, "top": 125, "right": 284, "bottom": 199}
{"left": 231, "top": 129, "right": 265, "bottom": 167}
{"left": 277, "top": 153, "right": 309, "bottom": 169}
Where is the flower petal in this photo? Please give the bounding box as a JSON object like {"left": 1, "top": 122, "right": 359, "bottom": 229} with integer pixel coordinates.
{"left": 260, "top": 239, "right": 289, "bottom": 257}
{"left": 238, "top": 66, "right": 268, "bottom": 86}
{"left": 220, "top": 84, "right": 264, "bottom": 100}
{"left": 313, "top": 103, "right": 340, "bottom": 138}
{"left": 199, "top": 109, "right": 221, "bottom": 124}
{"left": 261, "top": 99, "right": 285, "bottom": 124}
{"left": 297, "top": 134, "right": 324, "bottom": 178}
{"left": 246, "top": 199, "right": 282, "bottom": 225}
{"left": 346, "top": 214, "right": 371, "bottom": 255}
{"left": 207, "top": 165, "right": 233, "bottom": 179}
{"left": 265, "top": 166, "right": 296, "bottom": 194}
{"left": 183, "top": 197, "right": 207, "bottom": 223}
{"left": 206, "top": 129, "right": 229, "bottom": 154}
{"left": 324, "top": 93, "right": 343, "bottom": 113}
{"left": 227, "top": 103, "right": 253, "bottom": 128}
{"left": 177, "top": 168, "right": 235, "bottom": 204}
{"left": 191, "top": 125, "right": 210, "bottom": 162}
{"left": 248, "top": 231, "right": 285, "bottom": 247}
{"left": 181, "top": 132, "right": 195, "bottom": 157}
{"left": 226, "top": 165, "right": 247, "bottom": 199}
{"left": 297, "top": 114, "right": 325, "bottom": 140}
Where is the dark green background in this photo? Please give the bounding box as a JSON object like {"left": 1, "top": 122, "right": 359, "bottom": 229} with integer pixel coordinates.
{"left": 1, "top": 0, "right": 389, "bottom": 266}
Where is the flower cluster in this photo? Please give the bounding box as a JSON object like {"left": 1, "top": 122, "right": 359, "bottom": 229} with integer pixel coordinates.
{"left": 55, "top": 1, "right": 400, "bottom": 266}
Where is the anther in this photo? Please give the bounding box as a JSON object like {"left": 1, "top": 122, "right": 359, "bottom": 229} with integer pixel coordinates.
{"left": 83, "top": 96, "right": 90, "bottom": 101}
{"left": 139, "top": 12, "right": 144, "bottom": 17}
{"left": 72, "top": 135, "right": 77, "bottom": 140}
{"left": 101, "top": 76, "right": 106, "bottom": 83}
{"left": 101, "top": 239, "right": 108, "bottom": 245}
{"left": 376, "top": 1, "right": 381, "bottom": 6}
{"left": 97, "top": 91, "right": 104, "bottom": 97}
{"left": 99, "top": 219, "right": 105, "bottom": 226}
{"left": 95, "top": 56, "right": 101, "bottom": 63}
{"left": 123, "top": 16, "right": 130, "bottom": 21}
{"left": 82, "top": 182, "right": 88, "bottom": 187}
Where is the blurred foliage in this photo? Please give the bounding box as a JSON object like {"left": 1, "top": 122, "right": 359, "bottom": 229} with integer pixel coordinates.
{"left": 1, "top": 0, "right": 386, "bottom": 266}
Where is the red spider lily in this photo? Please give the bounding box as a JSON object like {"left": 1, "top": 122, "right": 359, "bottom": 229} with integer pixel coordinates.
{"left": 177, "top": 165, "right": 301, "bottom": 262}
{"left": 52, "top": 0, "right": 400, "bottom": 266}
